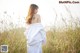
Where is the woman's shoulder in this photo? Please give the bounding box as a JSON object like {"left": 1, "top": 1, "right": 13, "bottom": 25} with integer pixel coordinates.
{"left": 34, "top": 14, "right": 40, "bottom": 15}
{"left": 33, "top": 14, "right": 41, "bottom": 23}
{"left": 34, "top": 14, "right": 40, "bottom": 17}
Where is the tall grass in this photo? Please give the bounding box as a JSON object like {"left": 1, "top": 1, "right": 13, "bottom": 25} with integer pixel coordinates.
{"left": 0, "top": 26, "right": 80, "bottom": 53}
{"left": 0, "top": 28, "right": 27, "bottom": 53}
{"left": 43, "top": 26, "right": 80, "bottom": 53}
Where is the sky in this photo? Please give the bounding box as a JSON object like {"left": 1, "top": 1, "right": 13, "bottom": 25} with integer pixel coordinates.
{"left": 0, "top": 0, "right": 80, "bottom": 31}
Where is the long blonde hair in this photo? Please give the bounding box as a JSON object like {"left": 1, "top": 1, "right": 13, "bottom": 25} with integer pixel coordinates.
{"left": 26, "top": 4, "right": 38, "bottom": 24}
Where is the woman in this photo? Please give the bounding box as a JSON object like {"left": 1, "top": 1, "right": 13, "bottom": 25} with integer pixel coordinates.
{"left": 24, "top": 4, "right": 46, "bottom": 53}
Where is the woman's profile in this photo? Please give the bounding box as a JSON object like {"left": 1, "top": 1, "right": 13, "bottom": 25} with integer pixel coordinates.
{"left": 24, "top": 4, "right": 46, "bottom": 53}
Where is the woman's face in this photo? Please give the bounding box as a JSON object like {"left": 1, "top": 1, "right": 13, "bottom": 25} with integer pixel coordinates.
{"left": 34, "top": 9, "right": 38, "bottom": 14}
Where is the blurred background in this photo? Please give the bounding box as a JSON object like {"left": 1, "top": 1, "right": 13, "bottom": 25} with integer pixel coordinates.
{"left": 0, "top": 0, "right": 80, "bottom": 53}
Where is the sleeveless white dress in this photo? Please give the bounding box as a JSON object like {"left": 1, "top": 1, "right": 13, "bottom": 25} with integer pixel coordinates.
{"left": 24, "top": 23, "right": 46, "bottom": 53}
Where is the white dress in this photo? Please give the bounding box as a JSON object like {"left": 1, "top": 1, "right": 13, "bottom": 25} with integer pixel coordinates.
{"left": 24, "top": 23, "right": 46, "bottom": 53}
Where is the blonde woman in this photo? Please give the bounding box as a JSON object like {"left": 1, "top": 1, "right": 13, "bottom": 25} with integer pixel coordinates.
{"left": 24, "top": 4, "right": 46, "bottom": 53}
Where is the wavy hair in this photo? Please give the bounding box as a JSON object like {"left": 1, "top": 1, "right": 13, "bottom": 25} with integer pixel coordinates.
{"left": 26, "top": 4, "right": 38, "bottom": 24}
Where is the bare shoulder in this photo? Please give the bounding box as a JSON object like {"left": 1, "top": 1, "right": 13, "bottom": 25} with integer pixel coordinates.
{"left": 34, "top": 14, "right": 41, "bottom": 23}
{"left": 34, "top": 14, "right": 40, "bottom": 18}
